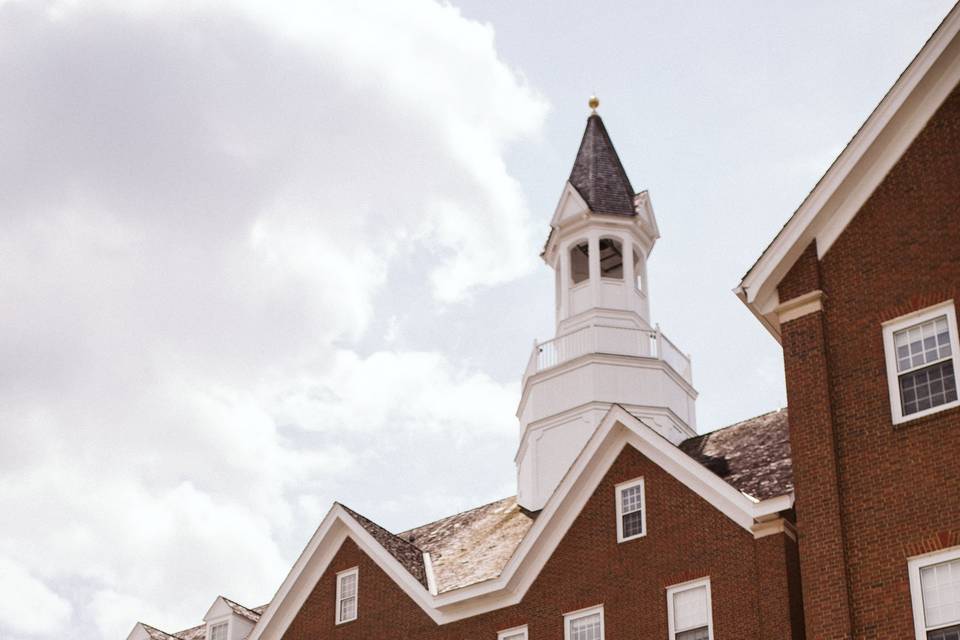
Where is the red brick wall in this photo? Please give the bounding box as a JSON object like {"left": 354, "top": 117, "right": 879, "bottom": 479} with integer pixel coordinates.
{"left": 777, "top": 82, "right": 960, "bottom": 638}
{"left": 282, "top": 445, "right": 802, "bottom": 639}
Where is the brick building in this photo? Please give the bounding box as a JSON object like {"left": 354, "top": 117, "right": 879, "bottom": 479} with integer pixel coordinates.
{"left": 129, "top": 5, "right": 960, "bottom": 640}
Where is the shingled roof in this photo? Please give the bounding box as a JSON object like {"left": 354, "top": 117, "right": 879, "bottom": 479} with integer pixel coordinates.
{"left": 340, "top": 503, "right": 430, "bottom": 588}
{"left": 399, "top": 496, "right": 535, "bottom": 593}
{"left": 568, "top": 114, "right": 638, "bottom": 216}
{"left": 137, "top": 601, "right": 268, "bottom": 640}
{"left": 679, "top": 408, "right": 792, "bottom": 500}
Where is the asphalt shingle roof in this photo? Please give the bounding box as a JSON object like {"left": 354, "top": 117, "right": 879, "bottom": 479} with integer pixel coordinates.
{"left": 569, "top": 114, "right": 638, "bottom": 216}
{"left": 679, "top": 408, "right": 792, "bottom": 500}
{"left": 399, "top": 496, "right": 535, "bottom": 593}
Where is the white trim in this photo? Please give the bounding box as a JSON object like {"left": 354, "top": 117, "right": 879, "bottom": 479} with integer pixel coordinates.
{"left": 882, "top": 300, "right": 960, "bottom": 424}
{"left": 423, "top": 552, "right": 438, "bottom": 596}
{"left": 666, "top": 577, "right": 714, "bottom": 640}
{"left": 736, "top": 4, "right": 960, "bottom": 341}
{"left": 334, "top": 566, "right": 358, "bottom": 625}
{"left": 615, "top": 477, "right": 647, "bottom": 542}
{"left": 908, "top": 545, "right": 960, "bottom": 639}
{"left": 497, "top": 624, "right": 529, "bottom": 640}
{"left": 563, "top": 604, "right": 604, "bottom": 640}
{"left": 775, "top": 290, "right": 824, "bottom": 324}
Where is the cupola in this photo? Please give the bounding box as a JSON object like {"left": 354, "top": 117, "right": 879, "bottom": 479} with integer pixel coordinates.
{"left": 516, "top": 98, "right": 697, "bottom": 511}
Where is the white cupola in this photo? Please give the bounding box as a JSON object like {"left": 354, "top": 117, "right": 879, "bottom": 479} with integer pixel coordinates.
{"left": 516, "top": 99, "right": 698, "bottom": 511}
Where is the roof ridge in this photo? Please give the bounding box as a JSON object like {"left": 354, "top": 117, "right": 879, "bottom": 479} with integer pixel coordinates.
{"left": 398, "top": 495, "right": 516, "bottom": 537}
{"left": 694, "top": 407, "right": 788, "bottom": 439}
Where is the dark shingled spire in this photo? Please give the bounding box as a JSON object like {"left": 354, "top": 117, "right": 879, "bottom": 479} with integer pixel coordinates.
{"left": 569, "top": 114, "right": 637, "bottom": 216}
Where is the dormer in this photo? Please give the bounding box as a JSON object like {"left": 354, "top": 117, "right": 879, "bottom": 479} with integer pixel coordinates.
{"left": 202, "top": 596, "right": 259, "bottom": 640}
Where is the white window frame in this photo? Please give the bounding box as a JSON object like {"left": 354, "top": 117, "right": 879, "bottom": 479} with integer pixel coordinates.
{"left": 335, "top": 566, "right": 359, "bottom": 624}
{"left": 615, "top": 477, "right": 646, "bottom": 543}
{"left": 908, "top": 546, "right": 960, "bottom": 639}
{"left": 882, "top": 300, "right": 960, "bottom": 424}
{"left": 497, "top": 624, "right": 528, "bottom": 640}
{"left": 207, "top": 620, "right": 229, "bottom": 640}
{"left": 666, "top": 577, "right": 714, "bottom": 640}
{"left": 563, "top": 604, "right": 604, "bottom": 640}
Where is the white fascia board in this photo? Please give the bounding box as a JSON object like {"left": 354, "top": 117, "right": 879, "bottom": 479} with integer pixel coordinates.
{"left": 249, "top": 406, "right": 795, "bottom": 634}
{"left": 737, "top": 4, "right": 960, "bottom": 341}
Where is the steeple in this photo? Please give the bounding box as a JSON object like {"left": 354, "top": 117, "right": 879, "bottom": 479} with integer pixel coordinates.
{"left": 515, "top": 100, "right": 696, "bottom": 511}
{"left": 568, "top": 113, "right": 637, "bottom": 216}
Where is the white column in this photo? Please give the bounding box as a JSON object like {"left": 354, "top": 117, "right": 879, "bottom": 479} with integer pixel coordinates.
{"left": 623, "top": 235, "right": 635, "bottom": 313}
{"left": 588, "top": 234, "right": 601, "bottom": 308}
{"left": 559, "top": 246, "right": 570, "bottom": 327}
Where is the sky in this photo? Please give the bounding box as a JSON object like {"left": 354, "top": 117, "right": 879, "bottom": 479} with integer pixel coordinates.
{"left": 0, "top": 0, "right": 955, "bottom": 638}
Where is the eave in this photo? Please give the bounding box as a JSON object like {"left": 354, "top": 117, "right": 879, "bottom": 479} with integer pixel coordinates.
{"left": 736, "top": 3, "right": 960, "bottom": 342}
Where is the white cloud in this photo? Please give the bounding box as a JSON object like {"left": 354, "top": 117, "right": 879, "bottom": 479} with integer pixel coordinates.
{"left": 0, "top": 556, "right": 73, "bottom": 637}
{"left": 0, "top": 1, "right": 543, "bottom": 638}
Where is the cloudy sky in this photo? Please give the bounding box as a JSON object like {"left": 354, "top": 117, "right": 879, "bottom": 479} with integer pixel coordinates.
{"left": 0, "top": 0, "right": 954, "bottom": 638}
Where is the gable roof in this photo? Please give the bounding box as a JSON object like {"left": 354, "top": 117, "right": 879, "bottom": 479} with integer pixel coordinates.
{"left": 569, "top": 114, "right": 638, "bottom": 216}
{"left": 735, "top": 3, "right": 960, "bottom": 340}
{"left": 247, "top": 405, "right": 794, "bottom": 637}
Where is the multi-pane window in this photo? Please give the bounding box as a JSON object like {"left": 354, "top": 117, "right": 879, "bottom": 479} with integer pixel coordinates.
{"left": 497, "top": 625, "right": 528, "bottom": 640}
{"left": 335, "top": 567, "right": 358, "bottom": 624}
{"left": 208, "top": 622, "right": 227, "bottom": 640}
{"left": 910, "top": 550, "right": 960, "bottom": 639}
{"left": 564, "top": 605, "right": 604, "bottom": 640}
{"left": 667, "top": 578, "right": 713, "bottom": 640}
{"left": 883, "top": 301, "right": 960, "bottom": 424}
{"left": 615, "top": 478, "right": 646, "bottom": 542}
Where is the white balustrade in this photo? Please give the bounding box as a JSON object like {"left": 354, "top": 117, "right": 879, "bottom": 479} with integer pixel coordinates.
{"left": 525, "top": 324, "right": 692, "bottom": 384}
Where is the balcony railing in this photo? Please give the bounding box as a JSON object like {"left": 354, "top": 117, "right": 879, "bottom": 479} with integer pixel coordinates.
{"left": 524, "top": 324, "right": 692, "bottom": 384}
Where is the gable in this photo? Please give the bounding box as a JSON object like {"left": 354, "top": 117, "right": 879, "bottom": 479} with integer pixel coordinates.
{"left": 736, "top": 4, "right": 960, "bottom": 340}
{"left": 280, "top": 445, "right": 779, "bottom": 640}
{"left": 248, "top": 406, "right": 793, "bottom": 638}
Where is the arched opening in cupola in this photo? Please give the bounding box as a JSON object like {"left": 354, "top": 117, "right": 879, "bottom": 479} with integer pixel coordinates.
{"left": 599, "top": 237, "right": 624, "bottom": 280}
{"left": 633, "top": 246, "right": 646, "bottom": 292}
{"left": 570, "top": 241, "right": 590, "bottom": 284}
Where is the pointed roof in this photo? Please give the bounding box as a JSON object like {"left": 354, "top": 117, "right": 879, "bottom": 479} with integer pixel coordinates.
{"left": 568, "top": 114, "right": 637, "bottom": 216}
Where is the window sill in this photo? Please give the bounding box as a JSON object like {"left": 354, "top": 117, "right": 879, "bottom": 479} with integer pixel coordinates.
{"left": 892, "top": 401, "right": 960, "bottom": 429}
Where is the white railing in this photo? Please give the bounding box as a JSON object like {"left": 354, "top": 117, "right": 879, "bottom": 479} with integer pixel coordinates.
{"left": 524, "top": 324, "right": 692, "bottom": 384}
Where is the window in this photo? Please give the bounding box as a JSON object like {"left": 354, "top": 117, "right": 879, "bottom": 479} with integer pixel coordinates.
{"left": 498, "top": 625, "right": 528, "bottom": 640}
{"left": 883, "top": 300, "right": 960, "bottom": 424}
{"left": 564, "top": 605, "right": 603, "bottom": 640}
{"left": 615, "top": 477, "right": 646, "bottom": 542}
{"left": 633, "top": 247, "right": 644, "bottom": 292}
{"left": 598, "top": 237, "right": 623, "bottom": 279}
{"left": 208, "top": 622, "right": 228, "bottom": 640}
{"left": 909, "top": 548, "right": 960, "bottom": 639}
{"left": 335, "top": 567, "right": 358, "bottom": 624}
{"left": 667, "top": 578, "right": 713, "bottom": 640}
{"left": 570, "top": 241, "right": 590, "bottom": 284}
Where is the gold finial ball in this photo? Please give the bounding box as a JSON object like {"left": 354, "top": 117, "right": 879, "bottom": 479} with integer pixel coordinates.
{"left": 588, "top": 95, "right": 600, "bottom": 111}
